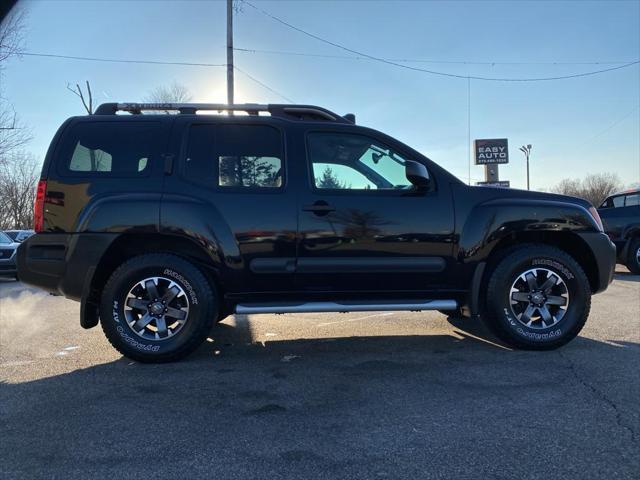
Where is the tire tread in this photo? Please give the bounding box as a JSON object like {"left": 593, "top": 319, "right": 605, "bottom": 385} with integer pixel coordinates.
{"left": 483, "top": 244, "right": 591, "bottom": 350}
{"left": 100, "top": 253, "right": 216, "bottom": 363}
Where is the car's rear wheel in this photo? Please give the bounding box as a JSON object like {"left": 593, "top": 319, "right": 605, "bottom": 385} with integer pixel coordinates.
{"left": 100, "top": 254, "right": 217, "bottom": 363}
{"left": 482, "top": 245, "right": 591, "bottom": 350}
{"left": 625, "top": 237, "right": 640, "bottom": 274}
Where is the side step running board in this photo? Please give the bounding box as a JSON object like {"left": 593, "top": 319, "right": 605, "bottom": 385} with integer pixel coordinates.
{"left": 235, "top": 300, "right": 457, "bottom": 315}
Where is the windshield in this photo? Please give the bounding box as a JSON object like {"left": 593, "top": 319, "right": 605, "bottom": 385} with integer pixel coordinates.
{"left": 0, "top": 232, "right": 13, "bottom": 244}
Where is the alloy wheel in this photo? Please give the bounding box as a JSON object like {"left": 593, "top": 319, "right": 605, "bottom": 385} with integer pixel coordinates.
{"left": 509, "top": 268, "right": 569, "bottom": 329}
{"left": 124, "top": 276, "right": 190, "bottom": 341}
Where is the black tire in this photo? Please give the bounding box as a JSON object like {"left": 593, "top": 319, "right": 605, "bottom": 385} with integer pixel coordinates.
{"left": 625, "top": 237, "right": 640, "bottom": 274}
{"left": 100, "top": 254, "right": 217, "bottom": 363}
{"left": 482, "top": 244, "right": 591, "bottom": 350}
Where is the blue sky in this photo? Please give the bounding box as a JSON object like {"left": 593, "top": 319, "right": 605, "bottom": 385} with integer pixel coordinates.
{"left": 3, "top": 0, "right": 639, "bottom": 189}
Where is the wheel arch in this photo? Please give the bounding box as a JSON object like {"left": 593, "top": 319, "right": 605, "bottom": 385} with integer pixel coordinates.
{"left": 81, "top": 233, "right": 223, "bottom": 329}
{"left": 469, "top": 230, "right": 599, "bottom": 317}
{"left": 485, "top": 230, "right": 599, "bottom": 291}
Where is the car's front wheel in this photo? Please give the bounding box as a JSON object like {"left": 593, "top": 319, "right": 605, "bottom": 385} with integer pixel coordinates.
{"left": 100, "top": 254, "right": 217, "bottom": 363}
{"left": 482, "top": 245, "right": 591, "bottom": 350}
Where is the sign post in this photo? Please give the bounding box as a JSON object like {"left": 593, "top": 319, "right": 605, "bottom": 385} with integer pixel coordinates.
{"left": 474, "top": 138, "right": 509, "bottom": 188}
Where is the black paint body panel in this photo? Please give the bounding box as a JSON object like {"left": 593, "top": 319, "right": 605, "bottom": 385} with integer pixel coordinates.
{"left": 17, "top": 111, "right": 616, "bottom": 322}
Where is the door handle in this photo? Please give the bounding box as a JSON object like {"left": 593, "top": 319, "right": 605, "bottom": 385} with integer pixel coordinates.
{"left": 303, "top": 201, "right": 335, "bottom": 215}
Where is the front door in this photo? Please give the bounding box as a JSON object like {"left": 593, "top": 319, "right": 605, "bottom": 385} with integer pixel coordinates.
{"left": 296, "top": 129, "right": 455, "bottom": 295}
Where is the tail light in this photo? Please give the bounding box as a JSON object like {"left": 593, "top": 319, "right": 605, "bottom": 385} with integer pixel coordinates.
{"left": 34, "top": 180, "right": 47, "bottom": 233}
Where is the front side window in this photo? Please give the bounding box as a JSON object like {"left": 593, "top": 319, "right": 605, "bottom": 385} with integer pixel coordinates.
{"left": 62, "top": 122, "right": 156, "bottom": 175}
{"left": 307, "top": 132, "right": 413, "bottom": 190}
{"left": 185, "top": 124, "right": 284, "bottom": 189}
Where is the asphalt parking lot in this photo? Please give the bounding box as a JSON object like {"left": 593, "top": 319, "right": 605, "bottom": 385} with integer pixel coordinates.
{"left": 1, "top": 269, "right": 638, "bottom": 480}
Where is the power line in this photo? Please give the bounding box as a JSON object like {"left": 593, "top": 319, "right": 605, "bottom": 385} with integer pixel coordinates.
{"left": 234, "top": 47, "right": 634, "bottom": 67}
{"left": 21, "top": 51, "right": 227, "bottom": 68}
{"left": 20, "top": 51, "right": 294, "bottom": 103}
{"left": 241, "top": 0, "right": 640, "bottom": 82}
{"left": 233, "top": 65, "right": 294, "bottom": 103}
{"left": 584, "top": 105, "right": 640, "bottom": 147}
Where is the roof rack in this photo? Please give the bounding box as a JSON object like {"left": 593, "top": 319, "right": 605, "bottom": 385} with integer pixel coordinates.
{"left": 93, "top": 103, "right": 355, "bottom": 124}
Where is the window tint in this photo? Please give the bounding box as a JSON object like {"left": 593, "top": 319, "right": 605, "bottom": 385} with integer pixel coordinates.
{"left": 185, "top": 124, "right": 284, "bottom": 189}
{"left": 185, "top": 125, "right": 216, "bottom": 180}
{"left": 313, "top": 163, "right": 374, "bottom": 189}
{"left": 612, "top": 196, "right": 625, "bottom": 208}
{"left": 625, "top": 194, "right": 639, "bottom": 206}
{"left": 307, "top": 132, "right": 413, "bottom": 190}
{"left": 62, "top": 122, "right": 156, "bottom": 175}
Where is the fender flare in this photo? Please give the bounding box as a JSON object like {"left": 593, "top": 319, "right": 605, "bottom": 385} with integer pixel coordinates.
{"left": 458, "top": 198, "right": 600, "bottom": 264}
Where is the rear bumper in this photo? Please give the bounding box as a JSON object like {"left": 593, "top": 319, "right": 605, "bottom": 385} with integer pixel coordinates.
{"left": 16, "top": 234, "right": 68, "bottom": 294}
{"left": 579, "top": 232, "right": 616, "bottom": 293}
{"left": 17, "top": 232, "right": 117, "bottom": 301}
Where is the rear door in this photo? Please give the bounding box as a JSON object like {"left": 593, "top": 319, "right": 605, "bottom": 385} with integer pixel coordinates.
{"left": 295, "top": 126, "right": 455, "bottom": 294}
{"left": 163, "top": 118, "right": 298, "bottom": 294}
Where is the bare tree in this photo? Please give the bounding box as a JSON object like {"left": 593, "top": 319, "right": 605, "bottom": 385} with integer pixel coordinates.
{"left": 0, "top": 7, "right": 26, "bottom": 64}
{"left": 65, "top": 81, "right": 103, "bottom": 170}
{"left": 144, "top": 82, "right": 192, "bottom": 104}
{"left": 66, "top": 81, "right": 94, "bottom": 114}
{"left": 0, "top": 151, "right": 39, "bottom": 229}
{"left": 552, "top": 173, "right": 622, "bottom": 206}
{"left": 0, "top": 101, "right": 31, "bottom": 162}
{"left": 0, "top": 7, "right": 30, "bottom": 164}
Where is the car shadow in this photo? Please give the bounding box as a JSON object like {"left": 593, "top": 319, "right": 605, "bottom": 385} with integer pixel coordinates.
{"left": 613, "top": 272, "right": 640, "bottom": 283}
{"left": 2, "top": 314, "right": 638, "bottom": 478}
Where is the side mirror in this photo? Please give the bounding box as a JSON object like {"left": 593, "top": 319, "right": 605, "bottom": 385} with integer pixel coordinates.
{"left": 405, "top": 160, "right": 430, "bottom": 188}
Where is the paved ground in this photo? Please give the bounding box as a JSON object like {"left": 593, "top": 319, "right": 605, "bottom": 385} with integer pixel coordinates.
{"left": 1, "top": 268, "right": 638, "bottom": 480}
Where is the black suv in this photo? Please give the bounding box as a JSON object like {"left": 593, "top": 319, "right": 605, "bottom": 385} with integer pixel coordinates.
{"left": 17, "top": 103, "right": 616, "bottom": 362}
{"left": 598, "top": 189, "right": 640, "bottom": 273}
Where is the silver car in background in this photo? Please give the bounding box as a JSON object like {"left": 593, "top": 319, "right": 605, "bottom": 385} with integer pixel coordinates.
{"left": 0, "top": 231, "right": 19, "bottom": 279}
{"left": 3, "top": 230, "right": 35, "bottom": 243}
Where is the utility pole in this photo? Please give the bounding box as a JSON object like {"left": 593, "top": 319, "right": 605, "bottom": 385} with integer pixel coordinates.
{"left": 519, "top": 144, "right": 532, "bottom": 190}
{"left": 226, "top": 0, "right": 234, "bottom": 105}
{"left": 467, "top": 77, "right": 471, "bottom": 185}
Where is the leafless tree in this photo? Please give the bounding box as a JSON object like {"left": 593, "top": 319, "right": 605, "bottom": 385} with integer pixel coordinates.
{"left": 66, "top": 81, "right": 94, "bottom": 114}
{"left": 0, "top": 7, "right": 26, "bottom": 64}
{"left": 65, "top": 81, "right": 105, "bottom": 170}
{"left": 0, "top": 7, "right": 31, "bottom": 164}
{"left": 144, "top": 82, "right": 192, "bottom": 104}
{"left": 552, "top": 172, "right": 623, "bottom": 206}
{"left": 0, "top": 151, "right": 39, "bottom": 229}
{"left": 0, "top": 101, "right": 31, "bottom": 162}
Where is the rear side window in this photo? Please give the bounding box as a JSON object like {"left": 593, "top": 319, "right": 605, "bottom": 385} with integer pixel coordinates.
{"left": 185, "top": 124, "right": 284, "bottom": 189}
{"left": 59, "top": 122, "right": 157, "bottom": 176}
{"left": 625, "top": 194, "right": 639, "bottom": 206}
